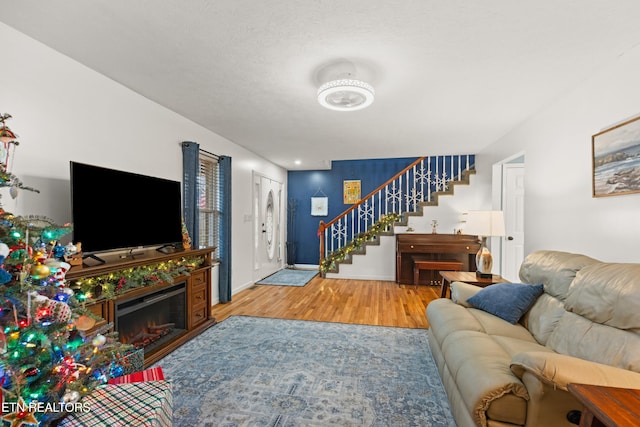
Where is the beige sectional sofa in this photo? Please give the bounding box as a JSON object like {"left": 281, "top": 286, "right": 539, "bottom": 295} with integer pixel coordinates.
{"left": 426, "top": 250, "right": 640, "bottom": 427}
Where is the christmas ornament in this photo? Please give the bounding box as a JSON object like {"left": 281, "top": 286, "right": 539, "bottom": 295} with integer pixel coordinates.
{"left": 22, "top": 366, "right": 40, "bottom": 383}
{"left": 54, "top": 292, "right": 70, "bottom": 303}
{"left": 29, "top": 263, "right": 50, "bottom": 279}
{"left": 1, "top": 371, "right": 12, "bottom": 388}
{"left": 110, "top": 364, "right": 124, "bottom": 378}
{"left": 181, "top": 219, "right": 191, "bottom": 249}
{"left": 52, "top": 243, "right": 65, "bottom": 259}
{"left": 64, "top": 242, "right": 78, "bottom": 255}
{"left": 74, "top": 315, "right": 96, "bottom": 331}
{"left": 36, "top": 298, "right": 71, "bottom": 323}
{"left": 0, "top": 242, "right": 12, "bottom": 284}
{"left": 62, "top": 390, "right": 80, "bottom": 404}
{"left": 0, "top": 258, "right": 12, "bottom": 286}
{"left": 92, "top": 334, "right": 107, "bottom": 347}
{"left": 43, "top": 259, "right": 70, "bottom": 287}
{"left": 0, "top": 397, "right": 39, "bottom": 427}
{"left": 0, "top": 114, "right": 19, "bottom": 171}
{"left": 54, "top": 302, "right": 72, "bottom": 323}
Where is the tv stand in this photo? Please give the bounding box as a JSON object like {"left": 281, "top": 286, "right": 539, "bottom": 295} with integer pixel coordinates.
{"left": 82, "top": 253, "right": 106, "bottom": 266}
{"left": 119, "top": 248, "right": 144, "bottom": 259}
{"left": 67, "top": 247, "right": 216, "bottom": 367}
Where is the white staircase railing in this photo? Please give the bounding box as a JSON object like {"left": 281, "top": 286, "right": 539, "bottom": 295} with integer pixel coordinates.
{"left": 318, "top": 155, "right": 475, "bottom": 272}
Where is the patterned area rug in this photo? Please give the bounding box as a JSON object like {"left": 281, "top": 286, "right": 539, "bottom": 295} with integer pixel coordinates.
{"left": 256, "top": 269, "right": 318, "bottom": 286}
{"left": 154, "top": 316, "right": 455, "bottom": 427}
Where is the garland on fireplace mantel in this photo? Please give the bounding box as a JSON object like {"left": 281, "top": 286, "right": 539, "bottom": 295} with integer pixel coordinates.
{"left": 71, "top": 256, "right": 206, "bottom": 302}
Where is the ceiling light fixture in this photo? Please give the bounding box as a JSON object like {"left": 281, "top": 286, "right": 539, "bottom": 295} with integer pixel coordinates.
{"left": 317, "top": 78, "right": 375, "bottom": 112}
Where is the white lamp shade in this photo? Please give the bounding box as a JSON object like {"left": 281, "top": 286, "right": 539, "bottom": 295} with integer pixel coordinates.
{"left": 464, "top": 210, "right": 506, "bottom": 237}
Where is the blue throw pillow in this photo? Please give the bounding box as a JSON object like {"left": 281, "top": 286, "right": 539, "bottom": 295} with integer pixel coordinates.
{"left": 467, "top": 283, "right": 544, "bottom": 324}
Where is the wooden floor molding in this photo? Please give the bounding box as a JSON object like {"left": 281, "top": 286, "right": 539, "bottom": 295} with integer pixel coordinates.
{"left": 210, "top": 275, "right": 440, "bottom": 329}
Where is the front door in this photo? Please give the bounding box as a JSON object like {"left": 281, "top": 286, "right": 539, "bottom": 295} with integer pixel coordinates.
{"left": 253, "top": 173, "right": 282, "bottom": 281}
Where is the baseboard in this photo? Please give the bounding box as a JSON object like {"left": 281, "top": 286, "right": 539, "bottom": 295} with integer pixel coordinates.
{"left": 325, "top": 273, "right": 395, "bottom": 281}
{"left": 238, "top": 280, "right": 256, "bottom": 292}
{"left": 292, "top": 264, "right": 319, "bottom": 270}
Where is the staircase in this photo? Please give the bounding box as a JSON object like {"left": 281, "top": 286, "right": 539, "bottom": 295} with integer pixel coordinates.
{"left": 318, "top": 155, "right": 475, "bottom": 277}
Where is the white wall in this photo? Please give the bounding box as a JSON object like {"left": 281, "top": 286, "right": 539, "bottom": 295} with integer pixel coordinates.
{"left": 476, "top": 44, "right": 640, "bottom": 263}
{"left": 401, "top": 173, "right": 488, "bottom": 235}
{"left": 0, "top": 23, "right": 287, "bottom": 301}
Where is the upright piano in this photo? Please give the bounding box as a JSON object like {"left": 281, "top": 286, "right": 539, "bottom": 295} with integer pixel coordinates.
{"left": 396, "top": 234, "right": 480, "bottom": 285}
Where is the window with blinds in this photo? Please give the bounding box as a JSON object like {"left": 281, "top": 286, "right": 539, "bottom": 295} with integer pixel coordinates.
{"left": 197, "top": 153, "right": 220, "bottom": 249}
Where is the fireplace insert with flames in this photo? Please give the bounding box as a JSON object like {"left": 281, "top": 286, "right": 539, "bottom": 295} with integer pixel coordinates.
{"left": 115, "top": 282, "right": 187, "bottom": 355}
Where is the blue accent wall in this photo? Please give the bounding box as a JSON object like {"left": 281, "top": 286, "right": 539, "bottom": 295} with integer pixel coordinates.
{"left": 287, "top": 157, "right": 419, "bottom": 265}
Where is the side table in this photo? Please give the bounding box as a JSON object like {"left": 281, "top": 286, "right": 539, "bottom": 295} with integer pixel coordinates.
{"left": 567, "top": 383, "right": 640, "bottom": 427}
{"left": 439, "top": 271, "right": 508, "bottom": 298}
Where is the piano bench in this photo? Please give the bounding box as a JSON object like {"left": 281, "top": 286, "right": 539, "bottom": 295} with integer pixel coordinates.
{"left": 411, "top": 257, "right": 463, "bottom": 286}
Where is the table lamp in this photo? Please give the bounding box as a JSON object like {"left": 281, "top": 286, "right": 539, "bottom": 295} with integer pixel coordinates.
{"left": 463, "top": 210, "right": 506, "bottom": 278}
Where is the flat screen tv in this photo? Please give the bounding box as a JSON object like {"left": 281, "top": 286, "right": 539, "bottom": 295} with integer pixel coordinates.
{"left": 70, "top": 161, "right": 183, "bottom": 258}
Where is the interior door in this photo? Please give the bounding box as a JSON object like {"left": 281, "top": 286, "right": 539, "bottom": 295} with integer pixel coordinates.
{"left": 501, "top": 163, "right": 525, "bottom": 281}
{"left": 253, "top": 173, "right": 282, "bottom": 281}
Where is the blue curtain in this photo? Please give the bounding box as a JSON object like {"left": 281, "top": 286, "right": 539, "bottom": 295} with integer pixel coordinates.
{"left": 181, "top": 141, "right": 199, "bottom": 249}
{"left": 218, "top": 155, "right": 232, "bottom": 303}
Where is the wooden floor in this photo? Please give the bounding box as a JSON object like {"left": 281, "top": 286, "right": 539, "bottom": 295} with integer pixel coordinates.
{"left": 210, "top": 274, "right": 441, "bottom": 329}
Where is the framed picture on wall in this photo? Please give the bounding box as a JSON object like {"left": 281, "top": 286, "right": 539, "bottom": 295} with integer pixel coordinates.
{"left": 343, "top": 180, "right": 361, "bottom": 204}
{"left": 592, "top": 115, "right": 640, "bottom": 198}
{"left": 311, "top": 196, "right": 328, "bottom": 216}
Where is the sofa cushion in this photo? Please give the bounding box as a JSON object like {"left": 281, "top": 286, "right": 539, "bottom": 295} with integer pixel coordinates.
{"left": 521, "top": 293, "right": 566, "bottom": 345}
{"left": 518, "top": 250, "right": 599, "bottom": 301}
{"left": 543, "top": 262, "right": 640, "bottom": 372}
{"left": 547, "top": 311, "right": 640, "bottom": 372}
{"left": 467, "top": 308, "right": 540, "bottom": 343}
{"left": 427, "top": 297, "right": 538, "bottom": 344}
{"left": 427, "top": 298, "right": 484, "bottom": 346}
{"left": 565, "top": 262, "right": 640, "bottom": 330}
{"left": 491, "top": 335, "right": 554, "bottom": 358}
{"left": 467, "top": 283, "right": 544, "bottom": 324}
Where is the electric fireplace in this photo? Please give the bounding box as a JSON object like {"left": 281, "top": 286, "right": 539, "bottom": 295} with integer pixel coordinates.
{"left": 115, "top": 282, "right": 187, "bottom": 355}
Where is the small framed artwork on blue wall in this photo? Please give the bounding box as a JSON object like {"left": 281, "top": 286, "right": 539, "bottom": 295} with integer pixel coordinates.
{"left": 343, "top": 180, "right": 361, "bottom": 204}
{"left": 311, "top": 196, "right": 328, "bottom": 216}
{"left": 592, "top": 115, "right": 640, "bottom": 198}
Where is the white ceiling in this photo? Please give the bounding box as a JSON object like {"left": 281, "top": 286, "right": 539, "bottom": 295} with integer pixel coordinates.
{"left": 3, "top": 1, "right": 640, "bottom": 170}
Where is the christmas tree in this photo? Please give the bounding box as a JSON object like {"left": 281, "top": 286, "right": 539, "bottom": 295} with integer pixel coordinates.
{"left": 0, "top": 114, "right": 131, "bottom": 426}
